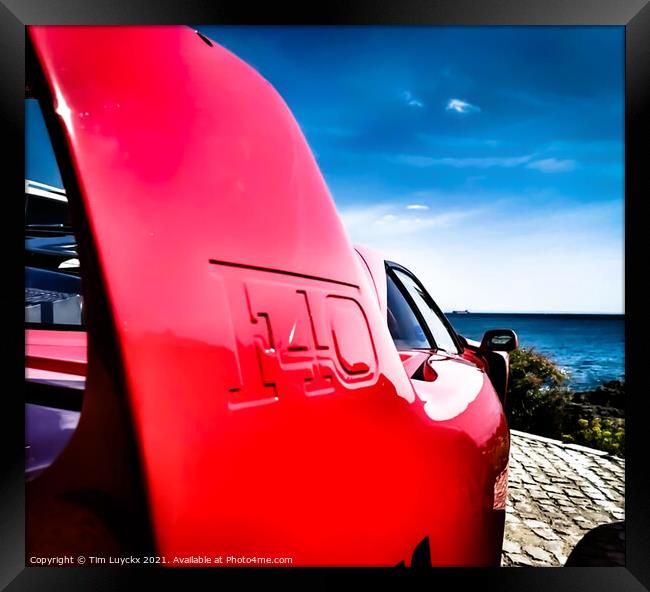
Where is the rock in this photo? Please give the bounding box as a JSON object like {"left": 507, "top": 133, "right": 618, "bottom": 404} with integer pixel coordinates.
{"left": 544, "top": 539, "right": 570, "bottom": 563}
{"left": 523, "top": 545, "right": 555, "bottom": 563}
{"left": 502, "top": 539, "right": 521, "bottom": 554}
{"left": 533, "top": 528, "right": 560, "bottom": 541}
{"left": 508, "top": 553, "right": 533, "bottom": 566}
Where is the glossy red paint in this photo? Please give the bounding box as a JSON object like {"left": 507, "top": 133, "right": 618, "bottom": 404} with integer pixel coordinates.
{"left": 25, "top": 328, "right": 87, "bottom": 376}
{"left": 28, "top": 26, "right": 509, "bottom": 565}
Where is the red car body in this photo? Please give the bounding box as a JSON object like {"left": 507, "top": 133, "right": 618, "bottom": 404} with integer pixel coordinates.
{"left": 26, "top": 26, "right": 510, "bottom": 566}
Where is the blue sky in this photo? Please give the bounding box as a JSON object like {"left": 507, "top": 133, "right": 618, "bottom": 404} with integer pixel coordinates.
{"left": 26, "top": 26, "right": 624, "bottom": 313}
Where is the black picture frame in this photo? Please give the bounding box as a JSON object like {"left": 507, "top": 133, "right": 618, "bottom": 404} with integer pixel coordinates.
{"left": 1, "top": 1, "right": 647, "bottom": 589}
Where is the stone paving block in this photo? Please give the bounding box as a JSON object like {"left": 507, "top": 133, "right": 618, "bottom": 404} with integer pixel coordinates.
{"left": 534, "top": 528, "right": 561, "bottom": 542}
{"left": 548, "top": 492, "right": 567, "bottom": 501}
{"left": 563, "top": 488, "right": 586, "bottom": 498}
{"left": 502, "top": 539, "right": 521, "bottom": 554}
{"left": 523, "top": 519, "right": 549, "bottom": 529}
{"left": 601, "top": 488, "right": 620, "bottom": 502}
{"left": 523, "top": 545, "right": 555, "bottom": 563}
{"left": 543, "top": 539, "right": 570, "bottom": 563}
{"left": 502, "top": 432, "right": 625, "bottom": 568}
{"left": 508, "top": 553, "right": 533, "bottom": 566}
{"left": 539, "top": 505, "right": 562, "bottom": 516}
{"left": 550, "top": 474, "right": 572, "bottom": 481}
{"left": 580, "top": 487, "right": 606, "bottom": 500}
{"left": 514, "top": 501, "right": 538, "bottom": 514}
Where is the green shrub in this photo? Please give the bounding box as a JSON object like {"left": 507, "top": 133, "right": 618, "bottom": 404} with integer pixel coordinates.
{"left": 505, "top": 347, "right": 625, "bottom": 456}
{"left": 506, "top": 348, "right": 572, "bottom": 438}
{"left": 508, "top": 347, "right": 568, "bottom": 391}
{"left": 563, "top": 417, "right": 625, "bottom": 456}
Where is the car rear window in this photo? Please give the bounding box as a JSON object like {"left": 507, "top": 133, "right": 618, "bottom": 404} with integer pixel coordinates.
{"left": 26, "top": 99, "right": 83, "bottom": 330}
{"left": 386, "top": 272, "right": 430, "bottom": 349}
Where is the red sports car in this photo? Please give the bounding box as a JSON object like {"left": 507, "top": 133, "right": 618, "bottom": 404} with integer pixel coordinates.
{"left": 25, "top": 25, "right": 517, "bottom": 566}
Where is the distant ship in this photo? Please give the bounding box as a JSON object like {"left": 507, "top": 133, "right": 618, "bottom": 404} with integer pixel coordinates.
{"left": 451, "top": 310, "right": 471, "bottom": 314}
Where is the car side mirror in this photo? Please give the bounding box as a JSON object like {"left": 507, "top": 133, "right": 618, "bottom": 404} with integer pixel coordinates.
{"left": 479, "top": 329, "right": 519, "bottom": 352}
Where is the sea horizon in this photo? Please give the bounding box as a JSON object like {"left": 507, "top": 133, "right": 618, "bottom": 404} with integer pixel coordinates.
{"left": 446, "top": 312, "right": 624, "bottom": 391}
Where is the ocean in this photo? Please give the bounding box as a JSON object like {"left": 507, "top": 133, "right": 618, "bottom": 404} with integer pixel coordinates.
{"left": 446, "top": 313, "right": 625, "bottom": 391}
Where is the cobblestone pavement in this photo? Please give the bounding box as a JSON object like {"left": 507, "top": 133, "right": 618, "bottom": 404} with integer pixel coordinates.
{"left": 502, "top": 430, "right": 625, "bottom": 567}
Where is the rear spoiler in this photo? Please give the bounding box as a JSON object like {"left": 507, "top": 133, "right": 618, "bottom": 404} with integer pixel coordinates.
{"left": 25, "top": 179, "right": 68, "bottom": 202}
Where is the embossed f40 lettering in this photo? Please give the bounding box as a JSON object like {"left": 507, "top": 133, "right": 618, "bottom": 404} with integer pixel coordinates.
{"left": 209, "top": 266, "right": 378, "bottom": 410}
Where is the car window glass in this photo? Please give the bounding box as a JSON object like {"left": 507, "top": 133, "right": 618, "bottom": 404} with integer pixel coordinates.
{"left": 392, "top": 268, "right": 459, "bottom": 355}
{"left": 386, "top": 273, "right": 430, "bottom": 349}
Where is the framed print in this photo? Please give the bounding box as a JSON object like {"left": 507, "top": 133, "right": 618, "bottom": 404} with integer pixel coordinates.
{"left": 1, "top": 0, "right": 647, "bottom": 588}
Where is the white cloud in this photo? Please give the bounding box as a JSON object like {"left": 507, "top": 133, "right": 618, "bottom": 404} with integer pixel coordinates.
{"left": 337, "top": 198, "right": 623, "bottom": 314}
{"left": 390, "top": 154, "right": 533, "bottom": 168}
{"left": 402, "top": 90, "right": 424, "bottom": 108}
{"left": 387, "top": 152, "right": 578, "bottom": 173}
{"left": 446, "top": 98, "right": 480, "bottom": 114}
{"left": 526, "top": 158, "right": 577, "bottom": 173}
{"left": 406, "top": 204, "right": 429, "bottom": 210}
{"left": 339, "top": 203, "right": 483, "bottom": 244}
